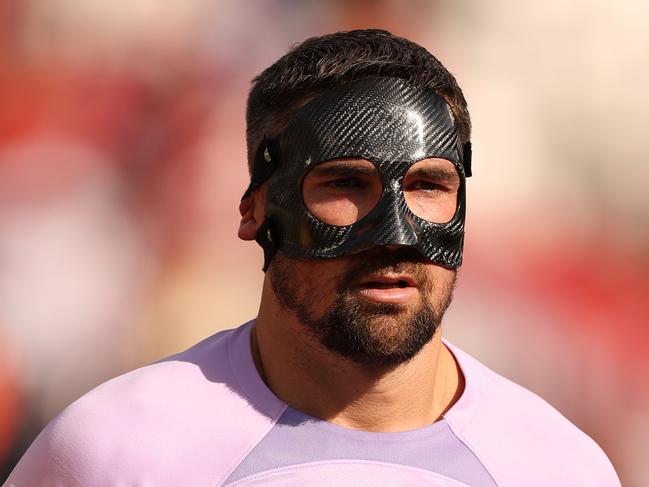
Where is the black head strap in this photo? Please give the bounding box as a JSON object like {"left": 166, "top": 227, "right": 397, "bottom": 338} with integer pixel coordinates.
{"left": 463, "top": 141, "right": 473, "bottom": 177}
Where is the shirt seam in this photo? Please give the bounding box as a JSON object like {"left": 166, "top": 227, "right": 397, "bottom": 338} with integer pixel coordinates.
{"left": 224, "top": 459, "right": 472, "bottom": 487}
{"left": 441, "top": 339, "right": 483, "bottom": 433}
{"left": 216, "top": 326, "right": 288, "bottom": 486}
{"left": 445, "top": 416, "right": 502, "bottom": 487}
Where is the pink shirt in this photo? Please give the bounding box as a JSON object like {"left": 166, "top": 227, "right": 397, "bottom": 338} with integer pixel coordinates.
{"left": 5, "top": 320, "right": 620, "bottom": 486}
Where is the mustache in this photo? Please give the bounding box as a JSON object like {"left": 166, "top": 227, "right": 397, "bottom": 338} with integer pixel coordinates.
{"left": 339, "top": 246, "right": 431, "bottom": 288}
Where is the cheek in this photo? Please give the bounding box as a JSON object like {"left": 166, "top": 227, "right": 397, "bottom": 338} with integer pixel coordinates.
{"left": 431, "top": 268, "right": 457, "bottom": 296}
{"left": 300, "top": 261, "right": 345, "bottom": 293}
{"left": 270, "top": 255, "right": 343, "bottom": 308}
{"left": 418, "top": 264, "right": 456, "bottom": 294}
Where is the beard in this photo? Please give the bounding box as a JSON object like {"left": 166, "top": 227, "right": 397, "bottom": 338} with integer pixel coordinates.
{"left": 268, "top": 246, "right": 456, "bottom": 367}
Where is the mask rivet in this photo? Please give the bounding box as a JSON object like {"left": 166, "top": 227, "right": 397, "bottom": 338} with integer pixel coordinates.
{"left": 263, "top": 147, "right": 272, "bottom": 163}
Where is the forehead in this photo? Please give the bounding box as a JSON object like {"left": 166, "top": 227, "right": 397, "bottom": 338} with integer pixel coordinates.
{"left": 277, "top": 76, "right": 461, "bottom": 169}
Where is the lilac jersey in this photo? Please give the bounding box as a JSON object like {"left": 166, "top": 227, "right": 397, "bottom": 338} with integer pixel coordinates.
{"left": 5, "top": 320, "right": 620, "bottom": 486}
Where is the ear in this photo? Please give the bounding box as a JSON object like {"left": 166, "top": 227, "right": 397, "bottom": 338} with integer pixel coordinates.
{"left": 238, "top": 188, "right": 265, "bottom": 241}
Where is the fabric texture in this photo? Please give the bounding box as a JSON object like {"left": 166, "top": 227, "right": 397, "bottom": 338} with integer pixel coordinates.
{"left": 5, "top": 320, "right": 620, "bottom": 486}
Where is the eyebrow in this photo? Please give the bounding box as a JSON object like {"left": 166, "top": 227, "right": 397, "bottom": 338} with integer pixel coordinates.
{"left": 309, "top": 162, "right": 377, "bottom": 178}
{"left": 406, "top": 166, "right": 459, "bottom": 182}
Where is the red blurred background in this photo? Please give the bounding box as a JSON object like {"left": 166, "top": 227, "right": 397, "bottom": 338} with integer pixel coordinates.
{"left": 1, "top": 0, "right": 647, "bottom": 484}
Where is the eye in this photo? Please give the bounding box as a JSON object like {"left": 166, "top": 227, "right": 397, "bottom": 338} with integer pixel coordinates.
{"left": 302, "top": 159, "right": 383, "bottom": 226}
{"left": 409, "top": 180, "right": 448, "bottom": 192}
{"left": 326, "top": 177, "right": 366, "bottom": 189}
{"left": 402, "top": 158, "right": 459, "bottom": 224}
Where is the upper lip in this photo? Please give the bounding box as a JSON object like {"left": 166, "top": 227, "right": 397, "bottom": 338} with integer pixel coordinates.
{"left": 357, "top": 273, "right": 417, "bottom": 288}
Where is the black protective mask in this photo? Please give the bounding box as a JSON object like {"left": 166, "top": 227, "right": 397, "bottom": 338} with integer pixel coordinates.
{"left": 243, "top": 76, "right": 472, "bottom": 271}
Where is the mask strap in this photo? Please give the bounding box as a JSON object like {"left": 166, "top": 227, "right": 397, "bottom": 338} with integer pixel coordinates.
{"left": 256, "top": 219, "right": 277, "bottom": 272}
{"left": 462, "top": 141, "right": 472, "bottom": 177}
{"left": 241, "top": 136, "right": 280, "bottom": 200}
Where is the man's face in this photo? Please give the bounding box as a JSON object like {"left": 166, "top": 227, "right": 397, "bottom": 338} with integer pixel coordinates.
{"left": 266, "top": 156, "right": 459, "bottom": 367}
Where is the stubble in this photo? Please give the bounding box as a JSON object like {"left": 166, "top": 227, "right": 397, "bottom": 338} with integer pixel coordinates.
{"left": 268, "top": 247, "right": 456, "bottom": 367}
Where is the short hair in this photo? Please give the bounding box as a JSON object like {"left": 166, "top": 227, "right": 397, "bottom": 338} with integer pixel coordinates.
{"left": 245, "top": 29, "right": 471, "bottom": 173}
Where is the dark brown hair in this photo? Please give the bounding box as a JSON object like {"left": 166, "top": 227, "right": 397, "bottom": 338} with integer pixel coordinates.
{"left": 246, "top": 29, "right": 471, "bottom": 172}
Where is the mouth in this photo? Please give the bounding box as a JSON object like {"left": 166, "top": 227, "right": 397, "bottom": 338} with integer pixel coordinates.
{"left": 354, "top": 274, "right": 418, "bottom": 304}
{"left": 359, "top": 275, "right": 416, "bottom": 288}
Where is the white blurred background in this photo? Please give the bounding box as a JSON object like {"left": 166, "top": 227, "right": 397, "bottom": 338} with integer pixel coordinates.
{"left": 0, "top": 1, "right": 647, "bottom": 484}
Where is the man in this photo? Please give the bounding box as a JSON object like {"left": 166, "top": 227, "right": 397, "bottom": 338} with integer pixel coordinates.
{"left": 6, "top": 29, "right": 620, "bottom": 486}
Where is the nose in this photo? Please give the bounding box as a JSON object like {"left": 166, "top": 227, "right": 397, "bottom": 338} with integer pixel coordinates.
{"left": 385, "top": 244, "right": 408, "bottom": 251}
{"left": 373, "top": 191, "right": 418, "bottom": 247}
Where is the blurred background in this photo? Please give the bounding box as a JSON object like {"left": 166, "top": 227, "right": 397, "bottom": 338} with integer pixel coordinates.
{"left": 0, "top": 0, "right": 647, "bottom": 484}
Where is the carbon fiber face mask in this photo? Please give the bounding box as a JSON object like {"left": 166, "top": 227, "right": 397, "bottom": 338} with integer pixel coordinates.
{"left": 243, "top": 76, "right": 472, "bottom": 271}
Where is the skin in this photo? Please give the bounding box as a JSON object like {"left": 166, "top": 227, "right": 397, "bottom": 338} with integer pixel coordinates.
{"left": 238, "top": 158, "right": 465, "bottom": 432}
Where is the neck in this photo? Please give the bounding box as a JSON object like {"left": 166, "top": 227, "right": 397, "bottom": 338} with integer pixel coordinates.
{"left": 252, "top": 281, "right": 464, "bottom": 432}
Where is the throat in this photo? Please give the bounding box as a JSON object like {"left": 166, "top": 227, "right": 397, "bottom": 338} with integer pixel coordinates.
{"left": 296, "top": 343, "right": 451, "bottom": 433}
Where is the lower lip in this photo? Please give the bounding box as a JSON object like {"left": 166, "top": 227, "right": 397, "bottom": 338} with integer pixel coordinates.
{"left": 355, "top": 286, "right": 418, "bottom": 304}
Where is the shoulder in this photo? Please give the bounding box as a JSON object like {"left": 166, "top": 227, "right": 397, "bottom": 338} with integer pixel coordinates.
{"left": 6, "top": 322, "right": 286, "bottom": 486}
{"left": 443, "top": 339, "right": 620, "bottom": 487}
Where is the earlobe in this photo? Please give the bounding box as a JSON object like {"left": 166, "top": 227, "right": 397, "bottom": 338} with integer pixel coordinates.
{"left": 238, "top": 193, "right": 263, "bottom": 241}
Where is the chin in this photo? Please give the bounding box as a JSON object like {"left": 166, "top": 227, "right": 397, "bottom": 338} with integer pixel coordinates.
{"left": 315, "top": 292, "right": 440, "bottom": 367}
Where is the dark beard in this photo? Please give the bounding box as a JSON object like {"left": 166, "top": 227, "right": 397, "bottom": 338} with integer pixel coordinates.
{"left": 269, "top": 247, "right": 456, "bottom": 367}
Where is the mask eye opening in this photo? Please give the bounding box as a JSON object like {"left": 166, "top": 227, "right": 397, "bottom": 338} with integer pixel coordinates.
{"left": 301, "top": 157, "right": 384, "bottom": 228}
{"left": 401, "top": 158, "right": 462, "bottom": 225}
